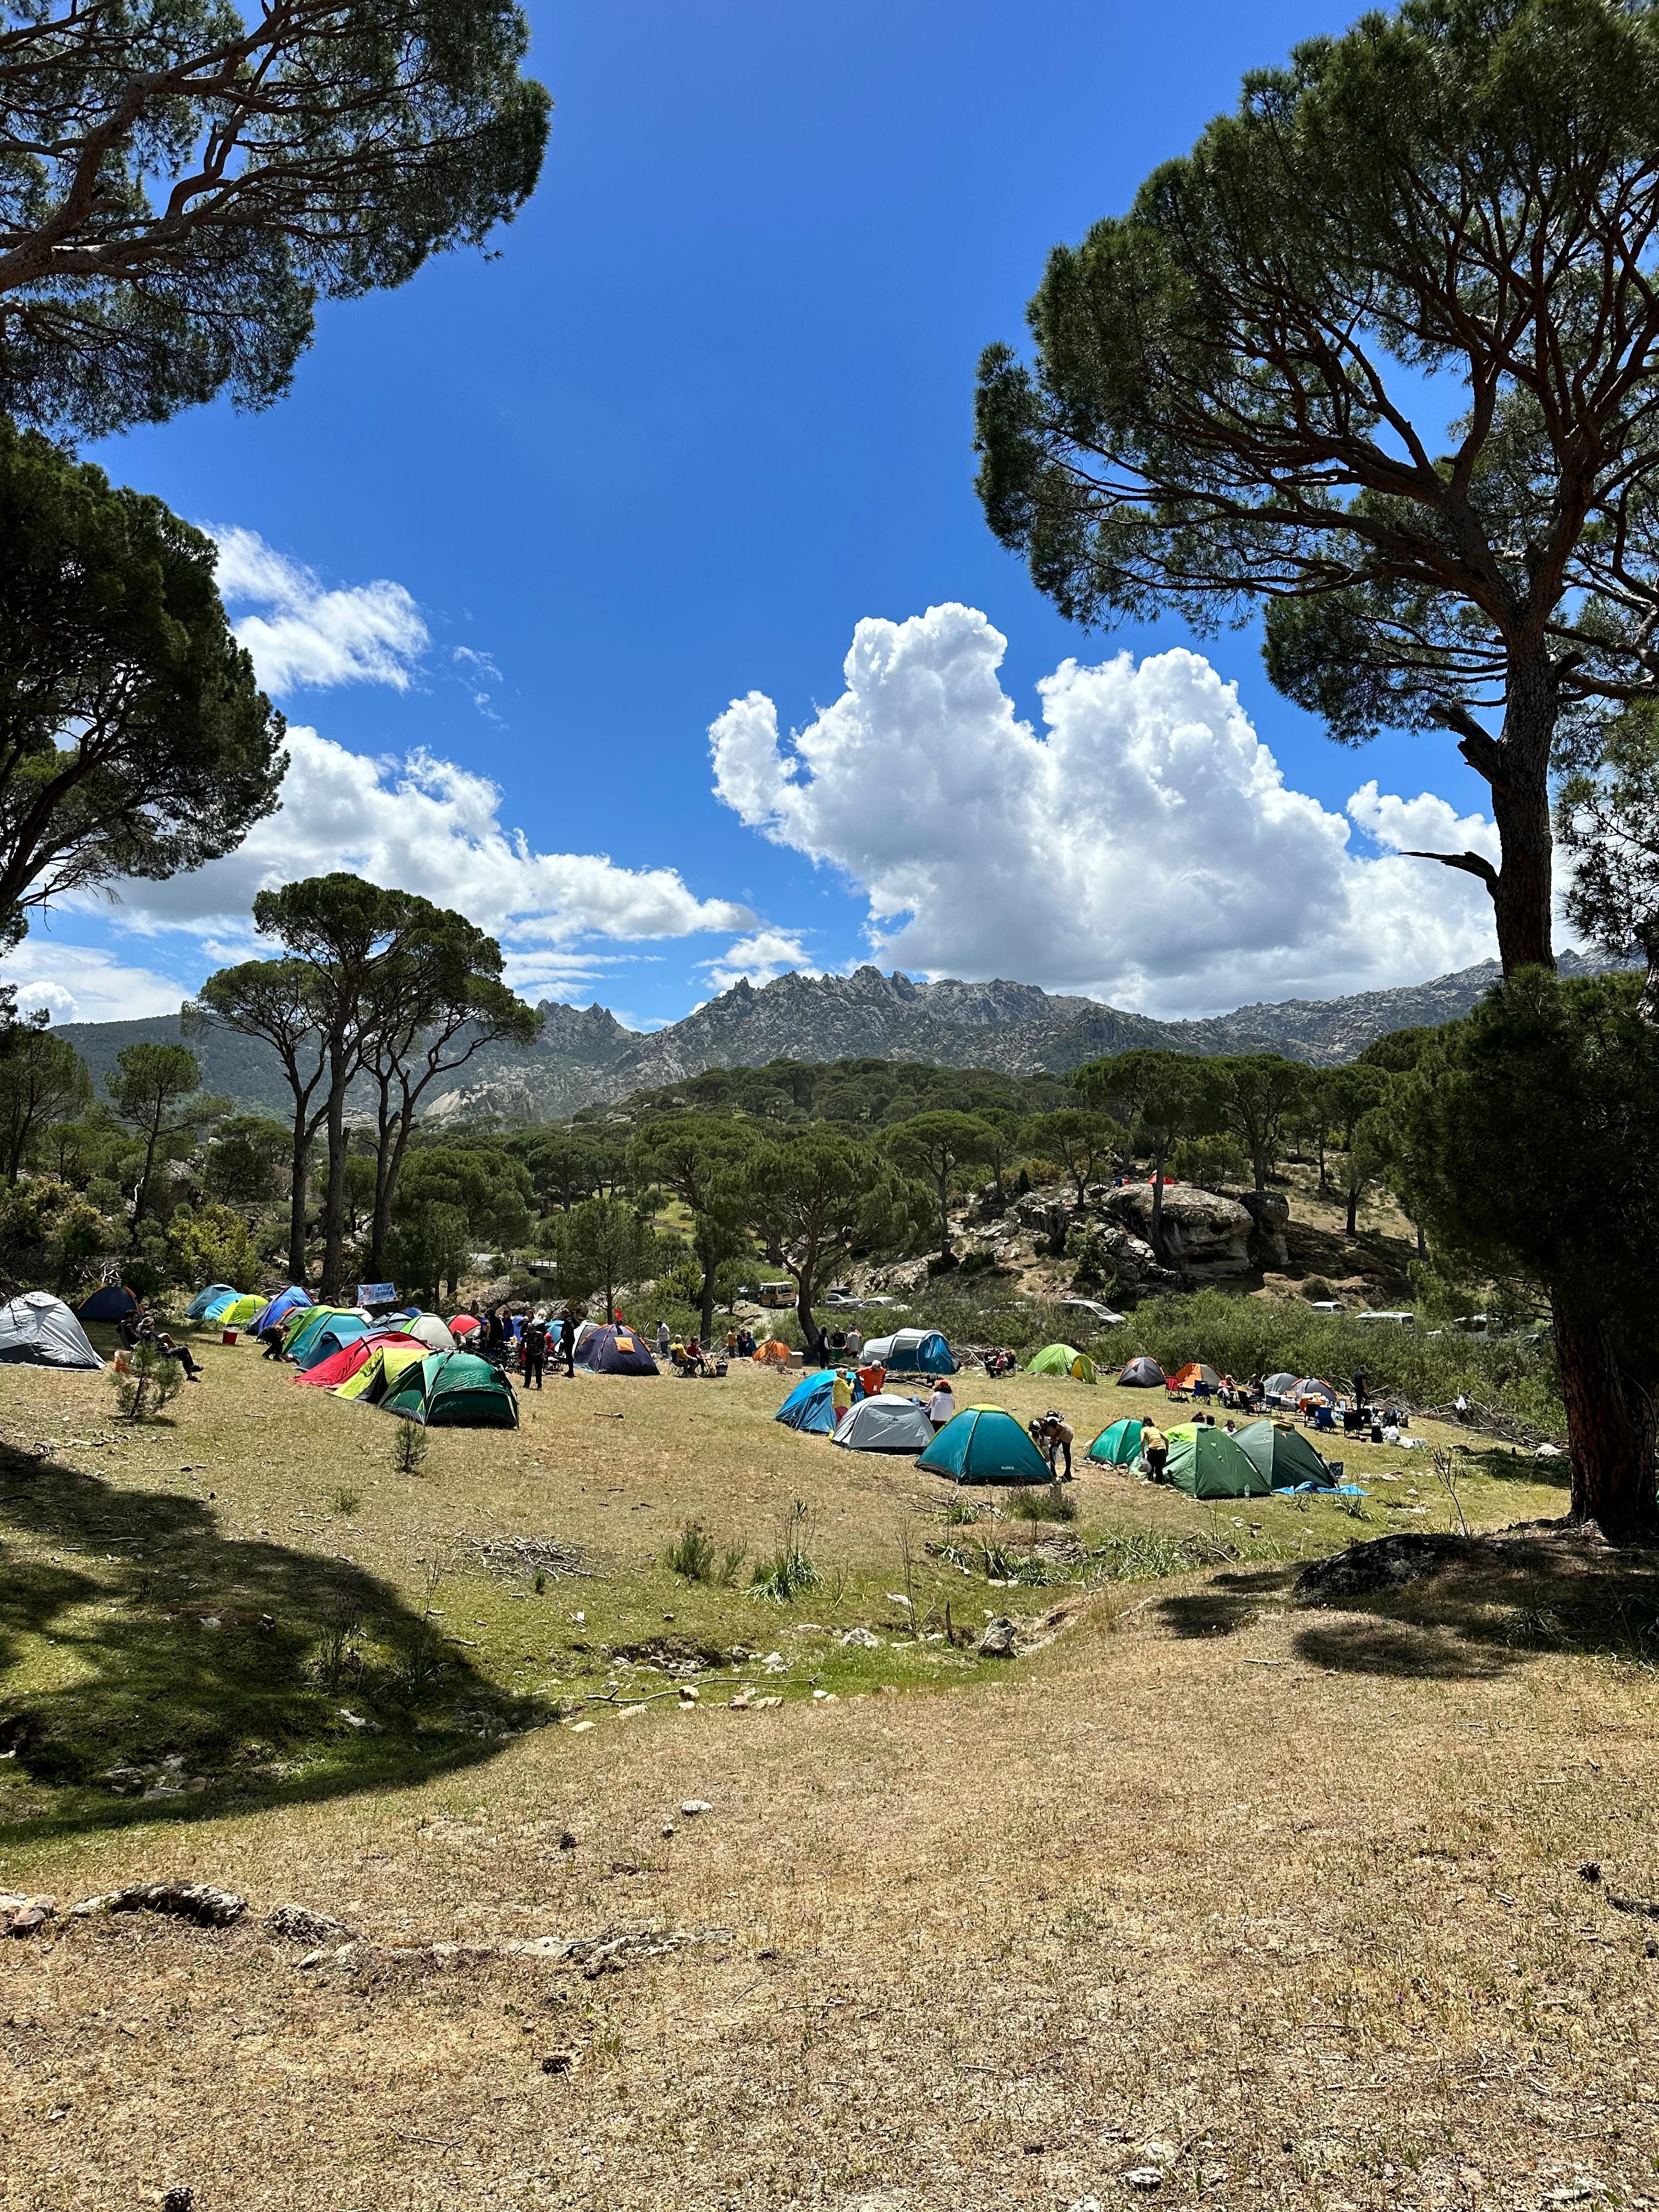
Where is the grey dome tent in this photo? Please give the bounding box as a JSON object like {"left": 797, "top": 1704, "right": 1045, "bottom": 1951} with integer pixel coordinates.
{"left": 861, "top": 1328, "right": 955, "bottom": 1375}
{"left": 1117, "top": 1356, "right": 1166, "bottom": 1387}
{"left": 832, "top": 1395, "right": 936, "bottom": 1454}
{"left": 0, "top": 1291, "right": 104, "bottom": 1369}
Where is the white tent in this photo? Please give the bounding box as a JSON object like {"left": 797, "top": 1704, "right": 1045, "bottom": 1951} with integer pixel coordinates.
{"left": 405, "top": 1313, "right": 458, "bottom": 1353}
{"left": 0, "top": 1290, "right": 104, "bottom": 1369}
{"left": 861, "top": 1327, "right": 956, "bottom": 1375}
{"left": 831, "top": 1395, "right": 937, "bottom": 1454}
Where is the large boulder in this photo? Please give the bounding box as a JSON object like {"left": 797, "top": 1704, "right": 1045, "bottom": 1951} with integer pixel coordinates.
{"left": 1099, "top": 1182, "right": 1255, "bottom": 1276}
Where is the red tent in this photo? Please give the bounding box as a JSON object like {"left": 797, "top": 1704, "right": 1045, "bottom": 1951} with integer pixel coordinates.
{"left": 296, "top": 1330, "right": 423, "bottom": 1389}
{"left": 450, "top": 1314, "right": 481, "bottom": 1338}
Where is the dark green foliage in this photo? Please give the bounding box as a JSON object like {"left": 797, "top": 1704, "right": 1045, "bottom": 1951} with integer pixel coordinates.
{"left": 887, "top": 1111, "right": 992, "bottom": 1257}
{"left": 0, "top": 422, "right": 285, "bottom": 949}
{"left": 106, "top": 1042, "right": 221, "bottom": 1224}
{"left": 0, "top": 1018, "right": 91, "bottom": 1181}
{"left": 602, "top": 1057, "right": 1067, "bottom": 1128}
{"left": 1557, "top": 707, "right": 1659, "bottom": 1018}
{"left": 0, "top": 0, "right": 551, "bottom": 437}
{"left": 628, "top": 1117, "right": 757, "bottom": 1340}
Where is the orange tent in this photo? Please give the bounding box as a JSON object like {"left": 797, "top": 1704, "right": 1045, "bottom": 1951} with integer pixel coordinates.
{"left": 1170, "top": 1361, "right": 1222, "bottom": 1392}
{"left": 752, "top": 1338, "right": 792, "bottom": 1366}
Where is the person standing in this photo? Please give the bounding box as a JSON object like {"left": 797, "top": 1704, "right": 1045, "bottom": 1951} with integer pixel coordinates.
{"left": 560, "top": 1310, "right": 578, "bottom": 1376}
{"left": 831, "top": 1367, "right": 854, "bottom": 1427}
{"left": 1351, "top": 1367, "right": 1368, "bottom": 1412}
{"left": 657, "top": 1318, "right": 670, "bottom": 1361}
{"left": 522, "top": 1316, "right": 546, "bottom": 1390}
{"left": 845, "top": 1323, "right": 864, "bottom": 1362}
{"left": 927, "top": 1376, "right": 955, "bottom": 1430}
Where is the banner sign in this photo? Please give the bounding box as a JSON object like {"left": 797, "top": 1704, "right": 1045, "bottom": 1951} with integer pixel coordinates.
{"left": 357, "top": 1282, "right": 398, "bottom": 1308}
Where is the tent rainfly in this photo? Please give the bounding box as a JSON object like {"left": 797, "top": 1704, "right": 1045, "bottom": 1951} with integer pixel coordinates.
{"left": 294, "top": 1313, "right": 373, "bottom": 1371}
{"left": 832, "top": 1395, "right": 936, "bottom": 1454}
{"left": 75, "top": 1283, "right": 138, "bottom": 1324}
{"left": 1117, "top": 1356, "right": 1166, "bottom": 1387}
{"left": 1165, "top": 1423, "right": 1272, "bottom": 1499}
{"left": 1087, "top": 1417, "right": 1145, "bottom": 1466}
{"left": 577, "top": 1323, "right": 658, "bottom": 1375}
{"left": 0, "top": 1291, "right": 103, "bottom": 1369}
{"left": 861, "top": 1328, "right": 955, "bottom": 1375}
{"left": 775, "top": 1370, "right": 840, "bottom": 1435}
{"left": 297, "top": 1332, "right": 422, "bottom": 1390}
{"left": 403, "top": 1313, "right": 458, "bottom": 1354}
{"left": 334, "top": 1343, "right": 430, "bottom": 1404}
{"left": 187, "top": 1283, "right": 237, "bottom": 1321}
{"left": 251, "top": 1286, "right": 311, "bottom": 1335}
{"left": 1169, "top": 1361, "right": 1222, "bottom": 1392}
{"left": 752, "top": 1338, "right": 792, "bottom": 1366}
{"left": 1028, "top": 1343, "right": 1097, "bottom": 1384}
{"left": 383, "top": 1350, "right": 518, "bottom": 1428}
{"left": 917, "top": 1406, "right": 1051, "bottom": 1486}
{"left": 1234, "top": 1419, "right": 1335, "bottom": 1491}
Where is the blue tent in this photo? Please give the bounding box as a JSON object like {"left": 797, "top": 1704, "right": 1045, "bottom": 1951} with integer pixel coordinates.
{"left": 187, "top": 1284, "right": 238, "bottom": 1321}
{"left": 775, "top": 1370, "right": 842, "bottom": 1435}
{"left": 75, "top": 1283, "right": 138, "bottom": 1324}
{"left": 294, "top": 1313, "right": 373, "bottom": 1371}
{"left": 865, "top": 1328, "right": 956, "bottom": 1376}
{"left": 576, "top": 1322, "right": 658, "bottom": 1375}
{"left": 918, "top": 1405, "right": 1051, "bottom": 1485}
{"left": 200, "top": 1289, "right": 245, "bottom": 1324}
{"left": 252, "top": 1285, "right": 311, "bottom": 1335}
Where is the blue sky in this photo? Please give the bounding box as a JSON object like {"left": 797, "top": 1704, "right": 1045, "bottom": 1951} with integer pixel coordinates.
{"left": 7, "top": 0, "right": 1509, "bottom": 1031}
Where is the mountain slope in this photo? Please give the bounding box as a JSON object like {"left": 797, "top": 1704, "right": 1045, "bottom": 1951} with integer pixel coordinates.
{"left": 52, "top": 952, "right": 1621, "bottom": 1124}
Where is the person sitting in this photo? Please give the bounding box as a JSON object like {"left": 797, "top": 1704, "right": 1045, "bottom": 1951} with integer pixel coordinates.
{"left": 156, "top": 1331, "right": 203, "bottom": 1382}
{"left": 926, "top": 1377, "right": 955, "bottom": 1430}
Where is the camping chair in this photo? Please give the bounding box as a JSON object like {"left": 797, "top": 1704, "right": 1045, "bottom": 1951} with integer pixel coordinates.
{"left": 1313, "top": 1402, "right": 1336, "bottom": 1432}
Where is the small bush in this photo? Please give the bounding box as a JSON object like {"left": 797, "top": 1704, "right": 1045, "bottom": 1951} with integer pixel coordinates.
{"left": 667, "top": 1519, "right": 715, "bottom": 1581}
{"left": 332, "top": 1487, "right": 360, "bottom": 1516}
{"left": 109, "top": 1338, "right": 184, "bottom": 1424}
{"left": 750, "top": 1499, "right": 820, "bottom": 1603}
{"left": 391, "top": 1421, "right": 431, "bottom": 1476}
{"left": 1007, "top": 1484, "right": 1076, "bottom": 1525}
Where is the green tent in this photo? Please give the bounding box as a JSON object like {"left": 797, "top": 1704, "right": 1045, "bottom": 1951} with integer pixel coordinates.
{"left": 285, "top": 1304, "right": 361, "bottom": 1359}
{"left": 1087, "top": 1417, "right": 1144, "bottom": 1466}
{"left": 335, "top": 1343, "right": 428, "bottom": 1404}
{"left": 1028, "top": 1342, "right": 1097, "bottom": 1384}
{"left": 917, "top": 1404, "right": 1051, "bottom": 1485}
{"left": 383, "top": 1350, "right": 519, "bottom": 1429}
{"left": 1165, "top": 1423, "right": 1272, "bottom": 1499}
{"left": 1235, "top": 1419, "right": 1334, "bottom": 1491}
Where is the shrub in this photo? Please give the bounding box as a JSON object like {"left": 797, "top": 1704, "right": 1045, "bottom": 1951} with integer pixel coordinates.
{"left": 749, "top": 1499, "right": 820, "bottom": 1602}
{"left": 391, "top": 1421, "right": 431, "bottom": 1476}
{"left": 109, "top": 1338, "right": 184, "bottom": 1423}
{"left": 166, "top": 1200, "right": 257, "bottom": 1292}
{"left": 667, "top": 1519, "right": 715, "bottom": 1581}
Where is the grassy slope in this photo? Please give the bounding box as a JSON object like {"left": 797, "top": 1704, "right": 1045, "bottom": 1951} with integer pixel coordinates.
{"left": 2, "top": 1344, "right": 1655, "bottom": 2209}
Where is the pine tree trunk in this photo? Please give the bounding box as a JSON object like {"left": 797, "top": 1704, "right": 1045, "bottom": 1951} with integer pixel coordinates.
{"left": 1150, "top": 1143, "right": 1166, "bottom": 1259}
{"left": 1345, "top": 1187, "right": 1358, "bottom": 1236}
{"left": 1489, "top": 663, "right": 1558, "bottom": 974}
{"left": 320, "top": 1048, "right": 349, "bottom": 1302}
{"left": 699, "top": 1232, "right": 717, "bottom": 1345}
{"left": 286, "top": 1118, "right": 309, "bottom": 1286}
{"left": 1554, "top": 1301, "right": 1659, "bottom": 1538}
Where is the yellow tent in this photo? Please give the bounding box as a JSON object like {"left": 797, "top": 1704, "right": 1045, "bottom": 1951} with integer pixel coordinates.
{"left": 335, "top": 1344, "right": 427, "bottom": 1404}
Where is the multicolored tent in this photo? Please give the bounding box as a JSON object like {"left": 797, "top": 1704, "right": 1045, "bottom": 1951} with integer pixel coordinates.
{"left": 1028, "top": 1343, "right": 1097, "bottom": 1384}
{"left": 918, "top": 1405, "right": 1051, "bottom": 1486}
{"left": 294, "top": 1312, "right": 374, "bottom": 1371}
{"left": 1235, "top": 1419, "right": 1335, "bottom": 1491}
{"left": 198, "top": 1288, "right": 246, "bottom": 1324}
{"left": 1169, "top": 1361, "right": 1222, "bottom": 1392}
{"left": 251, "top": 1286, "right": 311, "bottom": 1335}
{"left": 296, "top": 1331, "right": 422, "bottom": 1390}
{"left": 383, "top": 1350, "right": 518, "bottom": 1427}
{"left": 0, "top": 1291, "right": 103, "bottom": 1369}
{"left": 218, "top": 1294, "right": 263, "bottom": 1328}
{"left": 75, "top": 1283, "right": 138, "bottom": 1324}
{"left": 576, "top": 1323, "right": 658, "bottom": 1375}
{"left": 1165, "top": 1423, "right": 1271, "bottom": 1499}
{"left": 187, "top": 1284, "right": 238, "bottom": 1321}
{"left": 1117, "top": 1356, "right": 1166, "bottom": 1387}
{"left": 1087, "top": 1417, "right": 1145, "bottom": 1466}
{"left": 334, "top": 1342, "right": 430, "bottom": 1404}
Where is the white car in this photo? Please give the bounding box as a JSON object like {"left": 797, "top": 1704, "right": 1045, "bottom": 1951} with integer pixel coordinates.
{"left": 1061, "top": 1296, "right": 1126, "bottom": 1326}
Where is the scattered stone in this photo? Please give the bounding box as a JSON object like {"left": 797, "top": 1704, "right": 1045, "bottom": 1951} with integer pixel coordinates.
{"left": 1579, "top": 1861, "right": 1603, "bottom": 1884}
{"left": 1294, "top": 1533, "right": 1481, "bottom": 1604}
{"left": 1070, "top": 2198, "right": 1104, "bottom": 2212}
{"left": 679, "top": 1799, "right": 712, "bottom": 1817}
{"left": 297, "top": 1949, "right": 327, "bottom": 1971}
{"left": 541, "top": 2050, "right": 576, "bottom": 2074}
{"left": 839, "top": 1627, "right": 881, "bottom": 1648}
{"left": 728, "top": 1692, "right": 751, "bottom": 1711}
{"left": 618, "top": 1705, "right": 648, "bottom": 1721}
{"left": 660, "top": 1821, "right": 675, "bottom": 1839}
{"left": 569, "top": 1720, "right": 596, "bottom": 1734}
{"left": 1124, "top": 2170, "right": 1164, "bottom": 2193}
{"left": 265, "top": 1904, "right": 351, "bottom": 1946}
{"left": 86, "top": 1882, "right": 246, "bottom": 1927}
{"left": 978, "top": 1616, "right": 1019, "bottom": 1658}
{"left": 162, "top": 2190, "right": 194, "bottom": 2212}
{"left": 558, "top": 1831, "right": 577, "bottom": 1850}
{"left": 751, "top": 1695, "right": 783, "bottom": 1710}
{"left": 336, "top": 1707, "right": 381, "bottom": 1733}
{"left": 0, "top": 1893, "right": 56, "bottom": 1938}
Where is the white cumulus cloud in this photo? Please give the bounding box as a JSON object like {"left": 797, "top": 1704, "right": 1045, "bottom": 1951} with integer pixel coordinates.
{"left": 710, "top": 602, "right": 1509, "bottom": 1013}
{"left": 97, "top": 727, "right": 753, "bottom": 961}
{"left": 702, "top": 929, "right": 819, "bottom": 993}
{"left": 0, "top": 943, "right": 188, "bottom": 1024}
{"left": 211, "top": 527, "right": 430, "bottom": 696}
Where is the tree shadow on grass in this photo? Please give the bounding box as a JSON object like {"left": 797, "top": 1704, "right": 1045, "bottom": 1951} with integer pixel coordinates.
{"left": 1288, "top": 1525, "right": 1659, "bottom": 1681}
{"left": 0, "top": 1438, "right": 551, "bottom": 1846}
{"left": 1155, "top": 1566, "right": 1300, "bottom": 1639}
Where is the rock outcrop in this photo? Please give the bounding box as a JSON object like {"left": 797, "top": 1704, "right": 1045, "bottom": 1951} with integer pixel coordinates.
{"left": 1097, "top": 1182, "right": 1256, "bottom": 1276}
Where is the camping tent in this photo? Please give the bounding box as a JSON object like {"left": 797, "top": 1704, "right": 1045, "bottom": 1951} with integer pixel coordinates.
{"left": 334, "top": 1342, "right": 429, "bottom": 1404}
{"left": 285, "top": 1306, "right": 367, "bottom": 1362}
{"left": 1028, "top": 1343, "right": 1097, "bottom": 1384}
{"left": 832, "top": 1395, "right": 936, "bottom": 1454}
{"left": 752, "top": 1338, "right": 793, "bottom": 1366}
{"left": 1262, "top": 1371, "right": 1300, "bottom": 1398}
{"left": 75, "top": 1283, "right": 138, "bottom": 1325}
{"left": 1118, "top": 1356, "right": 1166, "bottom": 1387}
{"left": 918, "top": 1405, "right": 1051, "bottom": 1485}
{"left": 1235, "top": 1419, "right": 1335, "bottom": 1491}
{"left": 251, "top": 1286, "right": 311, "bottom": 1336}
{"left": 1169, "top": 1361, "right": 1222, "bottom": 1392}
{"left": 450, "top": 1313, "right": 481, "bottom": 1338}
{"left": 294, "top": 1313, "right": 373, "bottom": 1371}
{"left": 382, "top": 1350, "right": 518, "bottom": 1428}
{"left": 1165, "top": 1423, "right": 1272, "bottom": 1499}
{"left": 1087, "top": 1417, "right": 1145, "bottom": 1466}
{"left": 862, "top": 1328, "right": 955, "bottom": 1375}
{"left": 403, "top": 1313, "right": 458, "bottom": 1354}
{"left": 577, "top": 1323, "right": 658, "bottom": 1375}
{"left": 199, "top": 1289, "right": 245, "bottom": 1324}
{"left": 218, "top": 1294, "right": 262, "bottom": 1328}
{"left": 187, "top": 1283, "right": 237, "bottom": 1321}
{"left": 775, "top": 1370, "right": 840, "bottom": 1435}
{"left": 297, "top": 1331, "right": 421, "bottom": 1389}
{"left": 1295, "top": 1376, "right": 1339, "bottom": 1404}
{"left": 0, "top": 1290, "right": 103, "bottom": 1369}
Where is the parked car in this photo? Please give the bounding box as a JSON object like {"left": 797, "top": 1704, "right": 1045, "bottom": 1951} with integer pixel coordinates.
{"left": 1061, "top": 1296, "right": 1126, "bottom": 1326}
{"left": 1356, "top": 1310, "right": 1416, "bottom": 1325}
